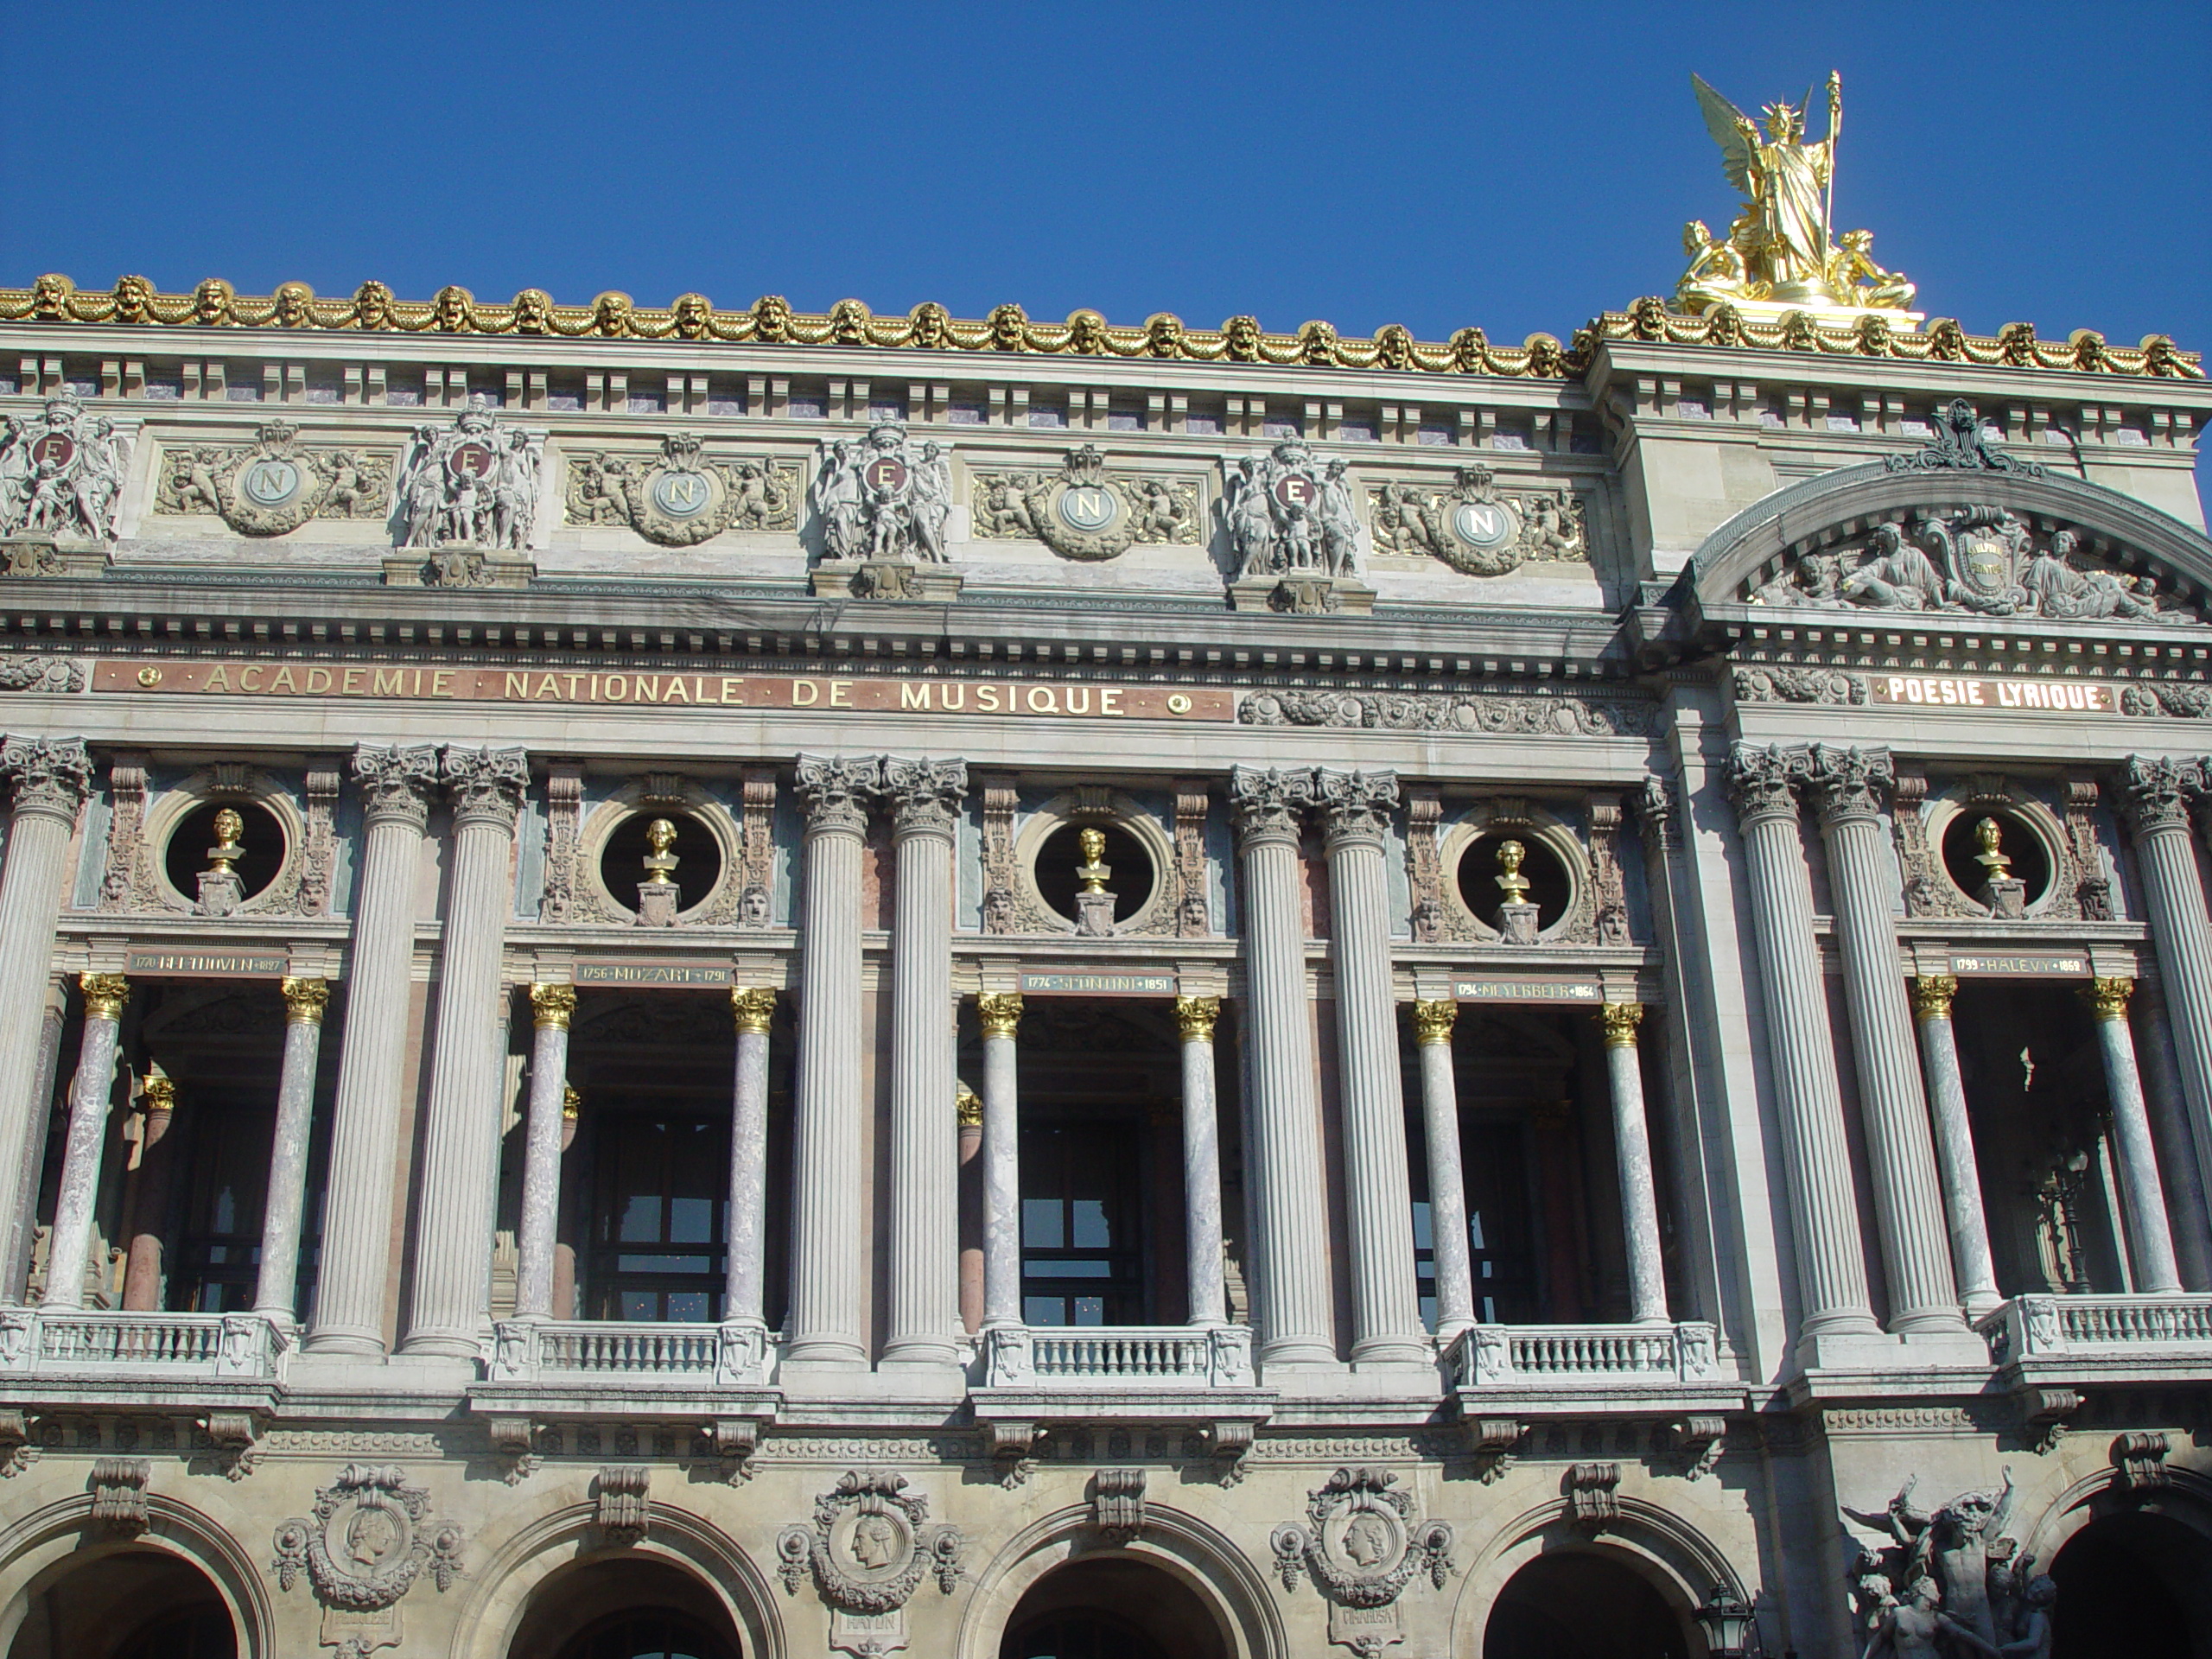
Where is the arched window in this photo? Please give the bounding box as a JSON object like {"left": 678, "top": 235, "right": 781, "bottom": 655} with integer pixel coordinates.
{"left": 553, "top": 1609, "right": 738, "bottom": 1659}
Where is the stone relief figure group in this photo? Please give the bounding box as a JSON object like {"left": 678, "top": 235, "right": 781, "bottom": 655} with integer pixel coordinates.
{"left": 1843, "top": 1475, "right": 2052, "bottom": 1659}
{"left": 809, "top": 424, "right": 952, "bottom": 565}
{"left": 392, "top": 399, "right": 543, "bottom": 552}
{"left": 1222, "top": 441, "right": 1363, "bottom": 582}
{"left": 0, "top": 390, "right": 127, "bottom": 541}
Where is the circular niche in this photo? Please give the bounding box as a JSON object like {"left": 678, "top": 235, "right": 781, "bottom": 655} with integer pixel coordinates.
{"left": 598, "top": 810, "right": 724, "bottom": 914}
{"left": 1455, "top": 829, "right": 1571, "bottom": 933}
{"left": 1941, "top": 807, "right": 2051, "bottom": 906}
{"left": 163, "top": 800, "right": 286, "bottom": 903}
{"left": 1033, "top": 822, "right": 1154, "bottom": 926}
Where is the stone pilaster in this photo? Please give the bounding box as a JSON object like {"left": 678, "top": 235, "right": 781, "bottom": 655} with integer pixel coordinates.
{"left": 42, "top": 973, "right": 130, "bottom": 1311}
{"left": 1723, "top": 743, "right": 1880, "bottom": 1346}
{"left": 2120, "top": 755, "right": 2212, "bottom": 1245}
{"left": 785, "top": 754, "right": 879, "bottom": 1370}
{"left": 2082, "top": 978, "right": 2183, "bottom": 1294}
{"left": 0, "top": 737, "right": 90, "bottom": 1294}
{"left": 1315, "top": 767, "right": 1426, "bottom": 1366}
{"left": 1228, "top": 765, "right": 1335, "bottom": 1367}
{"left": 252, "top": 977, "right": 330, "bottom": 1325}
{"left": 1806, "top": 744, "right": 1963, "bottom": 1334}
{"left": 1409, "top": 999, "right": 1474, "bottom": 1340}
{"left": 1598, "top": 1003, "right": 1670, "bottom": 1325}
{"left": 880, "top": 756, "right": 966, "bottom": 1371}
{"left": 2133, "top": 977, "right": 2212, "bottom": 1290}
{"left": 977, "top": 992, "right": 1024, "bottom": 1330}
{"left": 402, "top": 746, "right": 530, "bottom": 1357}
{"left": 1174, "top": 995, "right": 1227, "bottom": 1328}
{"left": 308, "top": 743, "right": 438, "bottom": 1353}
{"left": 725, "top": 987, "right": 776, "bottom": 1330}
{"left": 2, "top": 979, "right": 67, "bottom": 1302}
{"left": 1907, "top": 976, "right": 2002, "bottom": 1321}
{"left": 514, "top": 982, "right": 575, "bottom": 1320}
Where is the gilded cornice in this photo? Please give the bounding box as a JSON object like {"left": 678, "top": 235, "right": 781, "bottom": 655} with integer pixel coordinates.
{"left": 3, "top": 273, "right": 2195, "bottom": 381}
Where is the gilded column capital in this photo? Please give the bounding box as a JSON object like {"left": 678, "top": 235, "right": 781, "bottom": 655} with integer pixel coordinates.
{"left": 957, "top": 1080, "right": 982, "bottom": 1127}
{"left": 2082, "top": 976, "right": 2134, "bottom": 1021}
{"left": 79, "top": 972, "right": 130, "bottom": 1020}
{"left": 529, "top": 982, "right": 577, "bottom": 1030}
{"left": 0, "top": 736, "right": 92, "bottom": 822}
{"left": 794, "top": 753, "right": 882, "bottom": 837}
{"left": 1228, "top": 765, "right": 1315, "bottom": 847}
{"left": 2120, "top": 754, "right": 2203, "bottom": 835}
{"left": 351, "top": 742, "right": 440, "bottom": 830}
{"left": 1597, "top": 1001, "right": 1644, "bottom": 1047}
{"left": 976, "top": 992, "right": 1025, "bottom": 1040}
{"left": 1314, "top": 767, "right": 1400, "bottom": 849}
{"left": 1910, "top": 973, "right": 1959, "bottom": 1022}
{"left": 442, "top": 745, "right": 531, "bottom": 830}
{"left": 882, "top": 755, "right": 969, "bottom": 841}
{"left": 139, "top": 1075, "right": 176, "bottom": 1116}
{"left": 562, "top": 1084, "right": 581, "bottom": 1121}
{"left": 281, "top": 976, "right": 331, "bottom": 1025}
{"left": 731, "top": 986, "right": 777, "bottom": 1034}
{"left": 1409, "top": 999, "right": 1458, "bottom": 1046}
{"left": 1175, "top": 994, "right": 1221, "bottom": 1043}
{"left": 1723, "top": 742, "right": 1808, "bottom": 828}
{"left": 1806, "top": 743, "right": 1895, "bottom": 825}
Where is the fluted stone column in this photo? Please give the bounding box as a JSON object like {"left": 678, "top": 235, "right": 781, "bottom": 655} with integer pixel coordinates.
{"left": 1316, "top": 768, "right": 1425, "bottom": 1365}
{"left": 1409, "top": 1000, "right": 1475, "bottom": 1340}
{"left": 252, "top": 977, "right": 330, "bottom": 1325}
{"left": 1806, "top": 746, "right": 1963, "bottom": 1333}
{"left": 2121, "top": 756, "right": 2212, "bottom": 1230}
{"left": 1598, "top": 1003, "right": 1670, "bottom": 1325}
{"left": 725, "top": 987, "right": 776, "bottom": 1331}
{"left": 1907, "top": 976, "right": 2002, "bottom": 1321}
{"left": 402, "top": 746, "right": 530, "bottom": 1358}
{"left": 513, "top": 982, "right": 575, "bottom": 1321}
{"left": 977, "top": 992, "right": 1024, "bottom": 1330}
{"left": 785, "top": 755, "right": 878, "bottom": 1370}
{"left": 880, "top": 756, "right": 966, "bottom": 1371}
{"left": 0, "top": 739, "right": 91, "bottom": 1296}
{"left": 1228, "top": 766, "right": 1335, "bottom": 1366}
{"left": 43, "top": 974, "right": 130, "bottom": 1311}
{"left": 1724, "top": 745, "right": 1880, "bottom": 1343}
{"left": 308, "top": 744, "right": 438, "bottom": 1354}
{"left": 1175, "top": 995, "right": 1228, "bottom": 1328}
{"left": 3, "top": 980, "right": 67, "bottom": 1303}
{"left": 2134, "top": 978, "right": 2212, "bottom": 1290}
{"left": 2083, "top": 978, "right": 2183, "bottom": 1294}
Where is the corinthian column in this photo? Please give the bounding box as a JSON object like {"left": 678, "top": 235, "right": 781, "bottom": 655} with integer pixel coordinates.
{"left": 253, "top": 976, "right": 330, "bottom": 1326}
{"left": 726, "top": 986, "right": 776, "bottom": 1331}
{"left": 308, "top": 743, "right": 438, "bottom": 1354}
{"left": 1907, "top": 975, "right": 2002, "bottom": 1320}
{"left": 977, "top": 992, "right": 1024, "bottom": 1331}
{"left": 1175, "top": 995, "right": 1227, "bottom": 1327}
{"left": 1597, "top": 1003, "right": 1670, "bottom": 1325}
{"left": 513, "top": 982, "right": 575, "bottom": 1321}
{"left": 1409, "top": 1000, "right": 1475, "bottom": 1340}
{"left": 785, "top": 754, "right": 879, "bottom": 1371}
{"left": 2082, "top": 978, "right": 2183, "bottom": 1294}
{"left": 1228, "top": 765, "right": 1335, "bottom": 1367}
{"left": 2120, "top": 756, "right": 2212, "bottom": 1227}
{"left": 0, "top": 738, "right": 91, "bottom": 1291}
{"left": 1315, "top": 767, "right": 1425, "bottom": 1365}
{"left": 42, "top": 974, "right": 130, "bottom": 1310}
{"left": 880, "top": 756, "right": 967, "bottom": 1371}
{"left": 1724, "top": 744, "right": 1879, "bottom": 1344}
{"left": 1806, "top": 746, "right": 1963, "bottom": 1333}
{"left": 403, "top": 747, "right": 529, "bottom": 1357}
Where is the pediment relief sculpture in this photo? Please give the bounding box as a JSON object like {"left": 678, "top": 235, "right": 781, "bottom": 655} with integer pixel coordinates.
{"left": 564, "top": 434, "right": 798, "bottom": 545}
{"left": 1367, "top": 465, "right": 1588, "bottom": 575}
{"left": 154, "top": 423, "right": 393, "bottom": 537}
{"left": 969, "top": 444, "right": 1201, "bottom": 561}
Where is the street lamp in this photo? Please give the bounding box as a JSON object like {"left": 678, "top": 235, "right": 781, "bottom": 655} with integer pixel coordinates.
{"left": 1694, "top": 1584, "right": 1758, "bottom": 1657}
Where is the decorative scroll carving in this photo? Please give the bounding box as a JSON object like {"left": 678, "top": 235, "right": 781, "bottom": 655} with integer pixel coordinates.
{"left": 299, "top": 761, "right": 340, "bottom": 916}
{"left": 810, "top": 426, "right": 950, "bottom": 566}
{"left": 882, "top": 756, "right": 967, "bottom": 838}
{"left": 1587, "top": 792, "right": 1630, "bottom": 945}
{"left": 969, "top": 444, "right": 1201, "bottom": 561}
{"left": 1670, "top": 1415, "right": 1726, "bottom": 1482}
{"left": 0, "top": 657, "right": 85, "bottom": 692}
{"left": 541, "top": 764, "right": 582, "bottom": 922}
{"left": 1565, "top": 1461, "right": 1622, "bottom": 1529}
{"left": 1090, "top": 1468, "right": 1147, "bottom": 1543}
{"left": 774, "top": 1471, "right": 963, "bottom": 1615}
{"left": 978, "top": 775, "right": 1019, "bottom": 935}
{"left": 1885, "top": 398, "right": 2042, "bottom": 477}
{"left": 89, "top": 1456, "right": 151, "bottom": 1532}
{"left": 1632, "top": 773, "right": 1679, "bottom": 854}
{"left": 351, "top": 744, "right": 438, "bottom": 830}
{"left": 1173, "top": 779, "right": 1211, "bottom": 936}
{"left": 795, "top": 754, "right": 881, "bottom": 837}
{"left": 0, "top": 390, "right": 129, "bottom": 539}
{"left": 1240, "top": 688, "right": 1652, "bottom": 736}
{"left": 200, "top": 1408, "right": 264, "bottom": 1480}
{"left": 272, "top": 1463, "right": 465, "bottom": 1657}
{"left": 392, "top": 398, "right": 542, "bottom": 550}
{"left": 594, "top": 1466, "right": 650, "bottom": 1545}
{"left": 2063, "top": 776, "right": 2113, "bottom": 919}
{"left": 154, "top": 423, "right": 392, "bottom": 536}
{"left": 1367, "top": 466, "right": 1587, "bottom": 576}
{"left": 564, "top": 435, "right": 797, "bottom": 544}
{"left": 99, "top": 755, "right": 156, "bottom": 912}
{"left": 1269, "top": 1466, "right": 1453, "bottom": 1656}
{"left": 1405, "top": 786, "right": 1448, "bottom": 944}
{"left": 2113, "top": 1430, "right": 2171, "bottom": 1491}
{"left": 1732, "top": 664, "right": 1870, "bottom": 705}
{"left": 1889, "top": 772, "right": 1955, "bottom": 919}
{"left": 734, "top": 766, "right": 777, "bottom": 928}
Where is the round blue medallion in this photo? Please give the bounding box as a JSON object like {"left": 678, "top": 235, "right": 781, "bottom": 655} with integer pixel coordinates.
{"left": 651, "top": 469, "right": 714, "bottom": 518}
{"left": 241, "top": 458, "right": 302, "bottom": 507}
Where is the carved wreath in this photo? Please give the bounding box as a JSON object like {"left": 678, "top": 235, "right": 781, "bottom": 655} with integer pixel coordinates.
{"left": 1269, "top": 1466, "right": 1453, "bottom": 1609}
{"left": 775, "top": 1470, "right": 963, "bottom": 1614}
{"left": 970, "top": 445, "right": 1201, "bottom": 562}
{"left": 271, "top": 1463, "right": 464, "bottom": 1612}
{"left": 154, "top": 424, "right": 392, "bottom": 537}
{"left": 565, "top": 436, "right": 798, "bottom": 546}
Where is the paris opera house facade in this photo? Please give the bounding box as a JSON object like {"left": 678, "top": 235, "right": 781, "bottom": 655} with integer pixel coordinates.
{"left": 0, "top": 251, "right": 2207, "bottom": 1659}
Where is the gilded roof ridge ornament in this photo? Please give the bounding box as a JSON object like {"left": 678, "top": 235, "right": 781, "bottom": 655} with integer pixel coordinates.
{"left": 0, "top": 272, "right": 2196, "bottom": 379}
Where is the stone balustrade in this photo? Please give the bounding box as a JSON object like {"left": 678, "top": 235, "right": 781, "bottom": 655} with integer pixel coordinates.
{"left": 486, "top": 1319, "right": 770, "bottom": 1387}
{"left": 0, "top": 1308, "right": 283, "bottom": 1381}
{"left": 1451, "top": 1321, "right": 1719, "bottom": 1389}
{"left": 983, "top": 1324, "right": 1255, "bottom": 1389}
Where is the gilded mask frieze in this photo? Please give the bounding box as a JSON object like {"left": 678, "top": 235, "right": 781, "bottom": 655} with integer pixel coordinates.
{"left": 565, "top": 434, "right": 798, "bottom": 545}
{"left": 1367, "top": 465, "right": 1588, "bottom": 576}
{"left": 969, "top": 444, "right": 1200, "bottom": 561}
{"left": 153, "top": 422, "right": 392, "bottom": 537}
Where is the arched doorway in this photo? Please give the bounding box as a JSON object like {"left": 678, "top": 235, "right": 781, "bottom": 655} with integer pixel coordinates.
{"left": 1482, "top": 1548, "right": 1689, "bottom": 1659}
{"left": 6, "top": 1549, "right": 236, "bottom": 1659}
{"left": 999, "top": 1558, "right": 1228, "bottom": 1659}
{"left": 2050, "top": 1509, "right": 2212, "bottom": 1658}
{"left": 508, "top": 1558, "right": 741, "bottom": 1659}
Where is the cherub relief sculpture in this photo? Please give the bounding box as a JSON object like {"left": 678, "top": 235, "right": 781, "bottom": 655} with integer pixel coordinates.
{"left": 391, "top": 398, "right": 543, "bottom": 551}
{"left": 0, "top": 390, "right": 128, "bottom": 540}
{"left": 1221, "top": 442, "right": 1363, "bottom": 582}
{"left": 808, "top": 424, "right": 950, "bottom": 566}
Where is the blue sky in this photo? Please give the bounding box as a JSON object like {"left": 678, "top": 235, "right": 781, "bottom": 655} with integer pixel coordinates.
{"left": 4, "top": 1, "right": 2207, "bottom": 354}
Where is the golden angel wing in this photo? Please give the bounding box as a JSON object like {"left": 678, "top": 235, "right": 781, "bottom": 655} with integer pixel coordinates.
{"left": 1691, "top": 73, "right": 1756, "bottom": 197}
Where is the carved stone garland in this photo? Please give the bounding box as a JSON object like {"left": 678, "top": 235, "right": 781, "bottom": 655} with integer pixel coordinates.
{"left": 96, "top": 761, "right": 332, "bottom": 918}
{"left": 154, "top": 422, "right": 393, "bottom": 536}
{"left": 1365, "top": 464, "right": 1589, "bottom": 576}
{"left": 1269, "top": 1466, "right": 1453, "bottom": 1657}
{"left": 1240, "top": 687, "right": 1653, "bottom": 736}
{"left": 775, "top": 1471, "right": 963, "bottom": 1654}
{"left": 1890, "top": 772, "right": 2095, "bottom": 921}
{"left": 564, "top": 434, "right": 798, "bottom": 545}
{"left": 969, "top": 444, "right": 1202, "bottom": 561}
{"left": 271, "top": 1463, "right": 465, "bottom": 1659}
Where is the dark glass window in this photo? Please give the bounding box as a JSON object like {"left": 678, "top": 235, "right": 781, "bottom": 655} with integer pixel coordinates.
{"left": 116, "top": 1609, "right": 236, "bottom": 1659}
{"left": 556, "top": 1609, "right": 737, "bottom": 1659}
{"left": 1412, "top": 1120, "right": 1539, "bottom": 1326}
{"left": 1020, "top": 1122, "right": 1145, "bottom": 1325}
{"left": 173, "top": 1106, "right": 272, "bottom": 1313}
{"left": 588, "top": 1112, "right": 726, "bottom": 1321}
